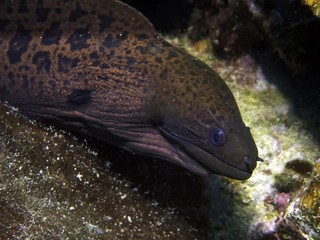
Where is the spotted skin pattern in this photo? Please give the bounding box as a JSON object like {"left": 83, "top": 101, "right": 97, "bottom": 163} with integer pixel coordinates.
{"left": 0, "top": 0, "right": 261, "bottom": 180}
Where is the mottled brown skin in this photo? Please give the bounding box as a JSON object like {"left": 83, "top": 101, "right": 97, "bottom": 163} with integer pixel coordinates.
{"left": 0, "top": 0, "right": 261, "bottom": 180}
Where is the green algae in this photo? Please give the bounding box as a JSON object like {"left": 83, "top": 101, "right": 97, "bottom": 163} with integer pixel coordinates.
{"left": 274, "top": 170, "right": 305, "bottom": 193}
{"left": 300, "top": 161, "right": 320, "bottom": 231}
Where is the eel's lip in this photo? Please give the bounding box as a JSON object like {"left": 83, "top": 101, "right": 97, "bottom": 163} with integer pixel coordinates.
{"left": 207, "top": 170, "right": 251, "bottom": 180}
{"left": 202, "top": 155, "right": 254, "bottom": 180}
{"left": 178, "top": 143, "right": 256, "bottom": 180}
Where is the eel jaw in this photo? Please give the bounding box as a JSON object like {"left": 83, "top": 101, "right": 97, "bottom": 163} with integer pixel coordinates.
{"left": 176, "top": 143, "right": 255, "bottom": 180}
{"left": 154, "top": 126, "right": 256, "bottom": 180}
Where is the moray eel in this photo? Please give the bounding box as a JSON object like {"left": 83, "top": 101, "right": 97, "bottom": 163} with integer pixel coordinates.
{"left": 0, "top": 0, "right": 262, "bottom": 180}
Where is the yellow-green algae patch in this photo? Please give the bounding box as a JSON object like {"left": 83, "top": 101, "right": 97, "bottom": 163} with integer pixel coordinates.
{"left": 303, "top": 0, "right": 320, "bottom": 17}
{"left": 165, "top": 35, "right": 320, "bottom": 239}
{"left": 300, "top": 161, "right": 320, "bottom": 229}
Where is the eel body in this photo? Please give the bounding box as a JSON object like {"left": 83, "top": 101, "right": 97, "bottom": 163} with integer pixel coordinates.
{"left": 0, "top": 0, "right": 261, "bottom": 180}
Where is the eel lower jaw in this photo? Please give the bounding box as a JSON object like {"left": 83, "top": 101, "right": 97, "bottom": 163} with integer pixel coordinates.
{"left": 198, "top": 155, "right": 253, "bottom": 180}
{"left": 175, "top": 142, "right": 254, "bottom": 180}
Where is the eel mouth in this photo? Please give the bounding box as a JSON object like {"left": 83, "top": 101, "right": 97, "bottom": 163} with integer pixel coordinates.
{"left": 161, "top": 127, "right": 257, "bottom": 180}
{"left": 181, "top": 141, "right": 255, "bottom": 180}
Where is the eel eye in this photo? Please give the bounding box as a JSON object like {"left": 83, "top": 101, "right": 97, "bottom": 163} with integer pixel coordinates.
{"left": 210, "top": 127, "right": 226, "bottom": 147}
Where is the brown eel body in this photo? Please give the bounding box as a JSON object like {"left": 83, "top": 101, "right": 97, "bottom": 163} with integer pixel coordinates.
{"left": 0, "top": 0, "right": 262, "bottom": 180}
